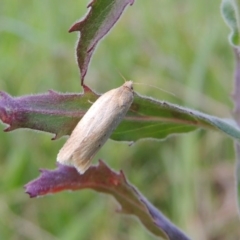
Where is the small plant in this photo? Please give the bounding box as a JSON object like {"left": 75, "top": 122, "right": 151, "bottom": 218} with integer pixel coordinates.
{"left": 1, "top": 1, "right": 240, "bottom": 239}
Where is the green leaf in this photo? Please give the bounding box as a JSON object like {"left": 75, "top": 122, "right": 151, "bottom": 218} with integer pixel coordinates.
{"left": 69, "top": 0, "right": 134, "bottom": 83}
{"left": 1, "top": 87, "right": 240, "bottom": 142}
{"left": 114, "top": 92, "right": 240, "bottom": 141}
{"left": 221, "top": 0, "right": 240, "bottom": 47}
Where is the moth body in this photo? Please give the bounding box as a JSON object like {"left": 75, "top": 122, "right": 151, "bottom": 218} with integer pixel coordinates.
{"left": 57, "top": 81, "right": 134, "bottom": 174}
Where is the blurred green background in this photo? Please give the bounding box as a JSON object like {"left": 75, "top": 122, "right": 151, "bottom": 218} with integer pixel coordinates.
{"left": 0, "top": 0, "right": 239, "bottom": 239}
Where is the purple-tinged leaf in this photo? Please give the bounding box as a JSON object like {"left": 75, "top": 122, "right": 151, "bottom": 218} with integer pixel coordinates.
{"left": 0, "top": 88, "right": 98, "bottom": 139}
{"left": 25, "top": 161, "right": 191, "bottom": 240}
{"left": 232, "top": 48, "right": 240, "bottom": 213}
{"left": 233, "top": 49, "right": 240, "bottom": 124}
{"left": 1, "top": 89, "right": 240, "bottom": 142}
{"left": 69, "top": 0, "right": 134, "bottom": 83}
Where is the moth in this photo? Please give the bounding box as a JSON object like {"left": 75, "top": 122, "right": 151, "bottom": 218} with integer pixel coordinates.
{"left": 57, "top": 81, "right": 134, "bottom": 174}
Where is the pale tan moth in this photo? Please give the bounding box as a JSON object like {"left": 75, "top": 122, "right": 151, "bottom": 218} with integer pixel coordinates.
{"left": 57, "top": 81, "right": 134, "bottom": 174}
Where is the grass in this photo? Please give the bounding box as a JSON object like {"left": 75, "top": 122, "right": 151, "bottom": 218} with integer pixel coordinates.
{"left": 0, "top": 0, "right": 239, "bottom": 239}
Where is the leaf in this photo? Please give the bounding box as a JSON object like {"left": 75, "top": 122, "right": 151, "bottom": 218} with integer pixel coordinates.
{"left": 69, "top": 0, "right": 134, "bottom": 83}
{"left": 1, "top": 89, "right": 240, "bottom": 142}
{"left": 25, "top": 161, "right": 191, "bottom": 240}
{"left": 221, "top": 0, "right": 240, "bottom": 47}
{"left": 232, "top": 49, "right": 240, "bottom": 214}
{"left": 235, "top": 143, "right": 240, "bottom": 214}
{"left": 113, "top": 92, "right": 240, "bottom": 142}
{"left": 0, "top": 88, "right": 98, "bottom": 140}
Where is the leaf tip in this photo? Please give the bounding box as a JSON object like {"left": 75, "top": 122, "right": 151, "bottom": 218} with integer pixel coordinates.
{"left": 87, "top": 0, "right": 94, "bottom": 8}
{"left": 129, "top": 0, "right": 135, "bottom": 5}
{"left": 48, "top": 89, "right": 59, "bottom": 95}
{"left": 3, "top": 125, "right": 15, "bottom": 132}
{"left": 24, "top": 183, "right": 37, "bottom": 198}
{"left": 69, "top": 22, "right": 82, "bottom": 33}
{"left": 25, "top": 190, "right": 36, "bottom": 198}
{"left": 51, "top": 133, "right": 59, "bottom": 140}
{"left": 83, "top": 84, "right": 92, "bottom": 93}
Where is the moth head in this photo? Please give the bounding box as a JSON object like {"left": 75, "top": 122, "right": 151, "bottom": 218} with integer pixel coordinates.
{"left": 123, "top": 81, "right": 133, "bottom": 91}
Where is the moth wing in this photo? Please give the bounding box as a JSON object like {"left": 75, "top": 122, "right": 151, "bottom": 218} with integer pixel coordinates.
{"left": 71, "top": 146, "right": 92, "bottom": 174}
{"left": 57, "top": 82, "right": 134, "bottom": 174}
{"left": 57, "top": 117, "right": 104, "bottom": 174}
{"left": 69, "top": 125, "right": 107, "bottom": 174}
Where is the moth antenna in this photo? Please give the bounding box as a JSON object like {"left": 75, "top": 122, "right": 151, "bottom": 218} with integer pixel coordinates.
{"left": 115, "top": 69, "right": 174, "bottom": 96}
{"left": 133, "top": 82, "right": 176, "bottom": 97}
{"left": 115, "top": 69, "right": 127, "bottom": 83}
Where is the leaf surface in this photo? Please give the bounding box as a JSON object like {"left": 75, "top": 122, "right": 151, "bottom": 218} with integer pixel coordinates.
{"left": 70, "top": 0, "right": 134, "bottom": 83}
{"left": 0, "top": 89, "right": 97, "bottom": 139}
{"left": 1, "top": 89, "right": 240, "bottom": 141}
{"left": 25, "top": 161, "right": 191, "bottom": 240}
{"left": 221, "top": 0, "right": 240, "bottom": 48}
{"left": 221, "top": 0, "right": 240, "bottom": 216}
{"left": 232, "top": 48, "right": 240, "bottom": 214}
